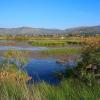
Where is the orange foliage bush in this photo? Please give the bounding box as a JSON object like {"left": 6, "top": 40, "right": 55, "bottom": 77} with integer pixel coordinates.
{"left": 0, "top": 71, "right": 32, "bottom": 82}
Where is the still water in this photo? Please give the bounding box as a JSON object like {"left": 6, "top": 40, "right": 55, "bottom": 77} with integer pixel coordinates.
{"left": 0, "top": 40, "right": 77, "bottom": 84}
{"left": 23, "top": 58, "right": 77, "bottom": 84}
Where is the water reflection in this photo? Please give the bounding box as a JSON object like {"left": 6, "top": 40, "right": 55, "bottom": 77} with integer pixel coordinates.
{"left": 23, "top": 58, "right": 77, "bottom": 84}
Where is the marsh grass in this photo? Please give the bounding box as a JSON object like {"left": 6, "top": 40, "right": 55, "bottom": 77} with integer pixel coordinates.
{"left": 40, "top": 48, "right": 81, "bottom": 55}
{"left": 29, "top": 39, "right": 82, "bottom": 47}
{"left": 0, "top": 61, "right": 99, "bottom": 100}
{"left": 29, "top": 40, "right": 67, "bottom": 47}
{"left": 0, "top": 78, "right": 100, "bottom": 100}
{"left": 0, "top": 64, "right": 99, "bottom": 100}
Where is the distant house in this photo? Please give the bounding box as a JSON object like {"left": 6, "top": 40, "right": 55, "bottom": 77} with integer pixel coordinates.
{"left": 61, "top": 36, "right": 65, "bottom": 39}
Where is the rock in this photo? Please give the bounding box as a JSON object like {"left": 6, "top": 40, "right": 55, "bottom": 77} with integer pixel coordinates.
{"left": 56, "top": 60, "right": 65, "bottom": 64}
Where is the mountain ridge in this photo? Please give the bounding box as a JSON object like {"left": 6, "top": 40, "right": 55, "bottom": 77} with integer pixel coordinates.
{"left": 0, "top": 25, "right": 100, "bottom": 35}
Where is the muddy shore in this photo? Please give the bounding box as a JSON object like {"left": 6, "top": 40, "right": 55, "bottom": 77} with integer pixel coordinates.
{"left": 0, "top": 50, "right": 80, "bottom": 62}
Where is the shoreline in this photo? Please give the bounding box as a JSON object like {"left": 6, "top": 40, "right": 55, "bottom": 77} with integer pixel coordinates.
{"left": 0, "top": 50, "right": 80, "bottom": 61}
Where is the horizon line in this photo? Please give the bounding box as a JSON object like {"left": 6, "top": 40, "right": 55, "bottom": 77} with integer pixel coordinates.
{"left": 0, "top": 24, "right": 100, "bottom": 30}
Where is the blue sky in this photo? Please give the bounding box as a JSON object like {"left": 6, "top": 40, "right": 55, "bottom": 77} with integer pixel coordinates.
{"left": 0, "top": 0, "right": 100, "bottom": 29}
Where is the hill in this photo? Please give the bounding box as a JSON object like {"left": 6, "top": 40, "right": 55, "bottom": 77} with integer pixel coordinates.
{"left": 0, "top": 25, "right": 100, "bottom": 35}
{"left": 65, "top": 25, "right": 100, "bottom": 35}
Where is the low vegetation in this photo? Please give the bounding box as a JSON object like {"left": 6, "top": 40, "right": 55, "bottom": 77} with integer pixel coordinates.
{"left": 40, "top": 48, "right": 81, "bottom": 55}
{"left": 0, "top": 77, "right": 100, "bottom": 100}
{"left": 29, "top": 40, "right": 67, "bottom": 47}
{"left": 28, "top": 39, "right": 82, "bottom": 47}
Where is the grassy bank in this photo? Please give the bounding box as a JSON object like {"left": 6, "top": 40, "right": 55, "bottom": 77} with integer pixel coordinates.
{"left": 40, "top": 48, "right": 81, "bottom": 55}
{"left": 29, "top": 39, "right": 82, "bottom": 47}
{"left": 29, "top": 40, "right": 67, "bottom": 47}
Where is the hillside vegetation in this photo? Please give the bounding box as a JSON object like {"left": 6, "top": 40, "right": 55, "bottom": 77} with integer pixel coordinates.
{"left": 0, "top": 25, "right": 100, "bottom": 35}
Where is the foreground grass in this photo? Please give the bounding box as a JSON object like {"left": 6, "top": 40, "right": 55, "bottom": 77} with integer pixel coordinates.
{"left": 0, "top": 78, "right": 100, "bottom": 100}
{"left": 0, "top": 63, "right": 99, "bottom": 100}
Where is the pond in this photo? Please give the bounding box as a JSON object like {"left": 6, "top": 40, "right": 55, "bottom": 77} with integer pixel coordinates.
{"left": 22, "top": 58, "right": 77, "bottom": 84}
{"left": 0, "top": 40, "right": 77, "bottom": 84}
{"left": 0, "top": 56, "right": 77, "bottom": 84}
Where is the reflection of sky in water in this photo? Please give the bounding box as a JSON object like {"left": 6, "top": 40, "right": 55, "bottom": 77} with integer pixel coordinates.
{"left": 0, "top": 55, "right": 77, "bottom": 85}
{"left": 0, "top": 46, "right": 48, "bottom": 51}
{"left": 23, "top": 58, "right": 77, "bottom": 84}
